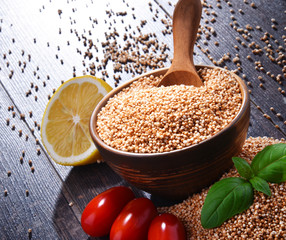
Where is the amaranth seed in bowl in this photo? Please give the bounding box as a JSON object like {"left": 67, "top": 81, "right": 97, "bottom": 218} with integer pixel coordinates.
{"left": 159, "top": 137, "right": 286, "bottom": 239}
{"left": 97, "top": 67, "right": 242, "bottom": 153}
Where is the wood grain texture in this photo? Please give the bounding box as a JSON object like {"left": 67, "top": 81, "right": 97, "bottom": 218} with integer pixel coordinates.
{"left": 0, "top": 85, "right": 86, "bottom": 239}
{"left": 157, "top": 0, "right": 286, "bottom": 133}
{"left": 248, "top": 102, "right": 286, "bottom": 139}
{"left": 0, "top": 0, "right": 176, "bottom": 179}
{"left": 0, "top": 0, "right": 285, "bottom": 239}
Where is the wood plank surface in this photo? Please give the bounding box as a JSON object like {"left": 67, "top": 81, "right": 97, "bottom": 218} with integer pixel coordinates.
{"left": 0, "top": 0, "right": 285, "bottom": 239}
{"left": 0, "top": 85, "right": 87, "bottom": 239}
{"left": 158, "top": 0, "right": 286, "bottom": 133}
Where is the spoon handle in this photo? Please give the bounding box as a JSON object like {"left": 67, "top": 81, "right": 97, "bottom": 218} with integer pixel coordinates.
{"left": 171, "top": 0, "right": 202, "bottom": 70}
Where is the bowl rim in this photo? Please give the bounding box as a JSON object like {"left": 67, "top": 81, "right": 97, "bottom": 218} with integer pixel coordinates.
{"left": 90, "top": 65, "right": 250, "bottom": 157}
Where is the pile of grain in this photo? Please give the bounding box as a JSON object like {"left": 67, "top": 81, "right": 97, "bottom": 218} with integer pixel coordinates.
{"left": 97, "top": 67, "right": 242, "bottom": 153}
{"left": 159, "top": 137, "right": 286, "bottom": 239}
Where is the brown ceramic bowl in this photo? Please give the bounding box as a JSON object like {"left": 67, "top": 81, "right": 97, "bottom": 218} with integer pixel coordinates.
{"left": 90, "top": 65, "right": 250, "bottom": 200}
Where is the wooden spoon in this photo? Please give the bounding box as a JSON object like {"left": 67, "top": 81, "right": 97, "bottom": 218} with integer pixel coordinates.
{"left": 158, "top": 0, "right": 203, "bottom": 87}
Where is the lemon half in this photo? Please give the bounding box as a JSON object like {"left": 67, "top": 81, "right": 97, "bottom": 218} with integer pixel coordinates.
{"left": 41, "top": 75, "right": 112, "bottom": 166}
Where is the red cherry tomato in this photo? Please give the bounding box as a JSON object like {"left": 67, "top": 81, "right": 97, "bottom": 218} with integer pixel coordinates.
{"left": 148, "top": 213, "right": 186, "bottom": 240}
{"left": 110, "top": 198, "right": 158, "bottom": 240}
{"left": 81, "top": 186, "right": 135, "bottom": 237}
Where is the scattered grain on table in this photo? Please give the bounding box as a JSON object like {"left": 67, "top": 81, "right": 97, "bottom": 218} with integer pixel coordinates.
{"left": 159, "top": 137, "right": 286, "bottom": 239}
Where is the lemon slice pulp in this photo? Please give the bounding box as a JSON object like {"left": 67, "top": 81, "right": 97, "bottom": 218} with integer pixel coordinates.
{"left": 41, "top": 75, "right": 112, "bottom": 166}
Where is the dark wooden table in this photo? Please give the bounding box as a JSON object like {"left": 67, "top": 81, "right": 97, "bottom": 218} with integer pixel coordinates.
{"left": 1, "top": 0, "right": 285, "bottom": 239}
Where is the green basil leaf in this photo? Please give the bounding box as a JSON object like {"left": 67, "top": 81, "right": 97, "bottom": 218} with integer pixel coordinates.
{"left": 201, "top": 177, "right": 253, "bottom": 229}
{"left": 249, "top": 176, "right": 271, "bottom": 196}
{"left": 232, "top": 157, "right": 253, "bottom": 180}
{"left": 251, "top": 143, "right": 286, "bottom": 183}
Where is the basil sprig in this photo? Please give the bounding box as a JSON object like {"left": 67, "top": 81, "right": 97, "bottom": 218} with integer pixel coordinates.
{"left": 201, "top": 143, "right": 286, "bottom": 229}
{"left": 232, "top": 157, "right": 253, "bottom": 180}
{"left": 251, "top": 143, "right": 286, "bottom": 183}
